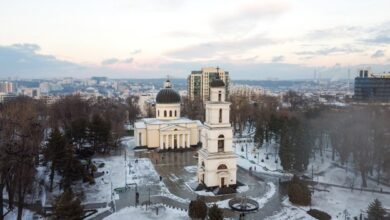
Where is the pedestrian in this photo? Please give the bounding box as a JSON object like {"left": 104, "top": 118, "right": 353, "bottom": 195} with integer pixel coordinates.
{"left": 136, "top": 192, "right": 139, "bottom": 207}
{"left": 160, "top": 176, "right": 162, "bottom": 181}
{"left": 254, "top": 166, "right": 256, "bottom": 171}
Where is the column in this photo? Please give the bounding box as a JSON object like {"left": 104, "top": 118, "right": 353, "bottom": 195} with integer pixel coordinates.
{"left": 160, "top": 135, "right": 163, "bottom": 150}
{"left": 181, "top": 134, "right": 184, "bottom": 148}
{"left": 171, "top": 134, "right": 174, "bottom": 148}
{"left": 187, "top": 134, "right": 190, "bottom": 148}
{"left": 165, "top": 135, "right": 168, "bottom": 150}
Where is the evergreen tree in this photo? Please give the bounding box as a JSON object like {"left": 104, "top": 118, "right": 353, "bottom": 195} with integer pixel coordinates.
{"left": 66, "top": 118, "right": 88, "bottom": 148}
{"left": 52, "top": 190, "right": 83, "bottom": 220}
{"left": 278, "top": 115, "right": 311, "bottom": 172}
{"left": 89, "top": 114, "right": 111, "bottom": 153}
{"left": 208, "top": 204, "right": 223, "bottom": 220}
{"left": 288, "top": 175, "right": 311, "bottom": 206}
{"left": 188, "top": 198, "right": 208, "bottom": 220}
{"left": 61, "top": 145, "right": 84, "bottom": 190}
{"left": 367, "top": 199, "right": 386, "bottom": 220}
{"left": 44, "top": 128, "right": 66, "bottom": 192}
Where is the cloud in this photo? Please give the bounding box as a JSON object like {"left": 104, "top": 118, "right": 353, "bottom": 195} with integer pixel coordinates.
{"left": 272, "top": 55, "right": 285, "bottom": 62}
{"left": 101, "top": 57, "right": 134, "bottom": 65}
{"left": 296, "top": 45, "right": 362, "bottom": 56}
{"left": 364, "top": 35, "right": 390, "bottom": 44}
{"left": 0, "top": 43, "right": 83, "bottom": 77}
{"left": 130, "top": 49, "right": 142, "bottom": 55}
{"left": 101, "top": 58, "right": 120, "bottom": 65}
{"left": 11, "top": 43, "right": 41, "bottom": 52}
{"left": 305, "top": 26, "right": 361, "bottom": 40}
{"left": 165, "top": 34, "right": 274, "bottom": 60}
{"left": 371, "top": 50, "right": 385, "bottom": 58}
{"left": 123, "top": 58, "right": 134, "bottom": 63}
{"left": 361, "top": 21, "right": 390, "bottom": 44}
{"left": 212, "top": 2, "right": 289, "bottom": 34}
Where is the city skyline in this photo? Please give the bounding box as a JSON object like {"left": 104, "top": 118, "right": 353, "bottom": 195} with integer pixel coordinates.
{"left": 0, "top": 0, "right": 390, "bottom": 79}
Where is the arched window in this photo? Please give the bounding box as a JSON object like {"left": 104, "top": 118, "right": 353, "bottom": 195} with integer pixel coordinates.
{"left": 219, "top": 109, "right": 222, "bottom": 123}
{"left": 218, "top": 91, "right": 222, "bottom": 102}
{"left": 218, "top": 134, "right": 224, "bottom": 152}
{"left": 164, "top": 110, "right": 167, "bottom": 117}
{"left": 169, "top": 110, "right": 172, "bottom": 117}
{"left": 217, "top": 164, "right": 227, "bottom": 170}
{"left": 175, "top": 110, "right": 177, "bottom": 117}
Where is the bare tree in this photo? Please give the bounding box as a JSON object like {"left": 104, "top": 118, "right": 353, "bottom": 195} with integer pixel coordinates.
{"left": 181, "top": 96, "right": 205, "bottom": 121}
{"left": 0, "top": 97, "right": 43, "bottom": 220}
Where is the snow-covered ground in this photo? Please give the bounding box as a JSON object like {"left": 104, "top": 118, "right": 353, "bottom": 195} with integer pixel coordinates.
{"left": 307, "top": 149, "right": 390, "bottom": 192}
{"left": 234, "top": 130, "right": 390, "bottom": 219}
{"left": 268, "top": 186, "right": 390, "bottom": 220}
{"left": 104, "top": 206, "right": 188, "bottom": 220}
{"left": 311, "top": 186, "right": 389, "bottom": 219}
{"left": 234, "top": 141, "right": 292, "bottom": 180}
{"left": 215, "top": 182, "right": 276, "bottom": 209}
{"left": 3, "top": 208, "right": 41, "bottom": 220}
{"left": 265, "top": 204, "right": 316, "bottom": 220}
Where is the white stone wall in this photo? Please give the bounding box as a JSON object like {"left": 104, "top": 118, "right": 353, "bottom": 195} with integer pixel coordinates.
{"left": 135, "top": 128, "right": 147, "bottom": 146}
{"left": 204, "top": 127, "right": 233, "bottom": 153}
{"left": 156, "top": 103, "right": 181, "bottom": 120}
{"left": 198, "top": 154, "right": 237, "bottom": 187}
{"left": 205, "top": 104, "right": 230, "bottom": 126}
{"left": 210, "top": 87, "right": 226, "bottom": 102}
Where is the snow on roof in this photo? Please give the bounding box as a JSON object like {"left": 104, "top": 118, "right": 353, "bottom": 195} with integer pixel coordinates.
{"left": 141, "top": 117, "right": 203, "bottom": 127}
{"left": 134, "top": 121, "right": 146, "bottom": 129}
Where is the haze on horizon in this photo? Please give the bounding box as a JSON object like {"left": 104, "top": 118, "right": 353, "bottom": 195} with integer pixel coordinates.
{"left": 0, "top": 0, "right": 389, "bottom": 80}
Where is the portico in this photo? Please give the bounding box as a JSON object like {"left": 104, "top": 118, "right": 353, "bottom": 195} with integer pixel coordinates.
{"left": 160, "top": 130, "right": 191, "bottom": 150}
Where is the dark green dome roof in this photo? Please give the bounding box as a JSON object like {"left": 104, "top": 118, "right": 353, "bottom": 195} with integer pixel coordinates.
{"left": 156, "top": 88, "right": 181, "bottom": 104}
{"left": 210, "top": 78, "right": 225, "bottom": 87}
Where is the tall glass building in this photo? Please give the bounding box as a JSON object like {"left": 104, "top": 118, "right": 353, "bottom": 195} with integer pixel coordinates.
{"left": 354, "top": 69, "right": 390, "bottom": 102}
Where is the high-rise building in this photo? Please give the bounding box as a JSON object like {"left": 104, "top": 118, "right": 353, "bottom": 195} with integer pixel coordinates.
{"left": 187, "top": 67, "right": 230, "bottom": 101}
{"left": 0, "top": 81, "right": 14, "bottom": 93}
{"left": 354, "top": 69, "right": 390, "bottom": 102}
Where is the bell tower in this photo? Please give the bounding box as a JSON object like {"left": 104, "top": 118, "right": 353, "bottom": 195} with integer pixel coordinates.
{"left": 197, "top": 76, "right": 237, "bottom": 190}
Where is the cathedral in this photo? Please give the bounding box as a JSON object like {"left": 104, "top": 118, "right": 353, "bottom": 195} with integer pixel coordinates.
{"left": 197, "top": 77, "right": 237, "bottom": 189}
{"left": 134, "top": 80, "right": 203, "bottom": 150}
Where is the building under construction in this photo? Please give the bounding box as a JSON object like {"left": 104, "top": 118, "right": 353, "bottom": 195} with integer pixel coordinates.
{"left": 354, "top": 69, "right": 390, "bottom": 102}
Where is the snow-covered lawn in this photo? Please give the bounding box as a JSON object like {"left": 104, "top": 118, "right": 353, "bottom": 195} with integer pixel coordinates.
{"left": 265, "top": 205, "right": 316, "bottom": 220}
{"left": 311, "top": 186, "right": 390, "bottom": 219}
{"left": 307, "top": 150, "right": 390, "bottom": 192}
{"left": 235, "top": 136, "right": 390, "bottom": 192}
{"left": 268, "top": 186, "right": 390, "bottom": 220}
{"left": 3, "top": 208, "right": 41, "bottom": 220}
{"left": 104, "top": 206, "right": 188, "bottom": 220}
{"left": 234, "top": 141, "right": 292, "bottom": 179}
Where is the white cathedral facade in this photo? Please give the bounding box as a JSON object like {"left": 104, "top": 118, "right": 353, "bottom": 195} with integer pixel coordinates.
{"left": 134, "top": 80, "right": 203, "bottom": 150}
{"left": 197, "top": 78, "right": 237, "bottom": 188}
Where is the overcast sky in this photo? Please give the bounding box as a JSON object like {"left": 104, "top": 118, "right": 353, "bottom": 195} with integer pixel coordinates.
{"left": 0, "top": 0, "right": 389, "bottom": 79}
